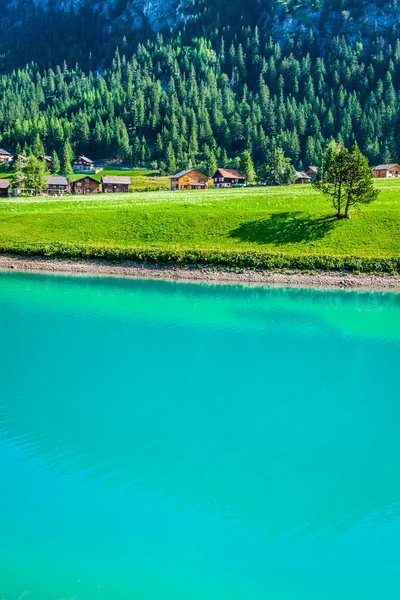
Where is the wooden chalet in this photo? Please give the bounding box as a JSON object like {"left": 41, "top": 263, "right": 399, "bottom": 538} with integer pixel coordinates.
{"left": 0, "top": 148, "right": 12, "bottom": 163}
{"left": 72, "top": 155, "right": 95, "bottom": 172}
{"left": 294, "top": 171, "right": 312, "bottom": 184}
{"left": 305, "top": 166, "right": 318, "bottom": 179}
{"left": 12, "top": 154, "right": 28, "bottom": 164}
{"left": 39, "top": 155, "right": 52, "bottom": 169}
{"left": 102, "top": 175, "right": 131, "bottom": 193}
{"left": 0, "top": 179, "right": 10, "bottom": 197}
{"left": 170, "top": 169, "right": 209, "bottom": 190}
{"left": 71, "top": 175, "right": 101, "bottom": 195}
{"left": 213, "top": 168, "right": 245, "bottom": 188}
{"left": 373, "top": 164, "right": 400, "bottom": 178}
{"left": 45, "top": 176, "right": 69, "bottom": 196}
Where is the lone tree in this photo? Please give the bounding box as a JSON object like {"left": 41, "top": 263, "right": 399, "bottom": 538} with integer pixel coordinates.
{"left": 240, "top": 150, "right": 255, "bottom": 183}
{"left": 258, "top": 147, "right": 296, "bottom": 186}
{"left": 316, "top": 142, "right": 379, "bottom": 219}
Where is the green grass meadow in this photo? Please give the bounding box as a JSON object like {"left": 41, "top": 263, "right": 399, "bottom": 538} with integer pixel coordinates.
{"left": 0, "top": 180, "right": 399, "bottom": 272}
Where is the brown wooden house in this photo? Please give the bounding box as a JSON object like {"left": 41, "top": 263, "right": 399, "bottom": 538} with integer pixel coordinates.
{"left": 72, "top": 155, "right": 95, "bottom": 172}
{"left": 102, "top": 175, "right": 131, "bottom": 193}
{"left": 12, "top": 154, "right": 28, "bottom": 164}
{"left": 170, "top": 169, "right": 210, "bottom": 190}
{"left": 45, "top": 176, "right": 69, "bottom": 196}
{"left": 39, "top": 155, "right": 52, "bottom": 169}
{"left": 71, "top": 175, "right": 101, "bottom": 195}
{"left": 294, "top": 171, "right": 312, "bottom": 184}
{"left": 213, "top": 168, "right": 245, "bottom": 188}
{"left": 0, "top": 179, "right": 10, "bottom": 196}
{"left": 0, "top": 148, "right": 12, "bottom": 163}
{"left": 305, "top": 166, "right": 318, "bottom": 179}
{"left": 373, "top": 164, "right": 400, "bottom": 178}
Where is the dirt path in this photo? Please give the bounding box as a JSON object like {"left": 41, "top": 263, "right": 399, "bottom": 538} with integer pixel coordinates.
{"left": 1, "top": 255, "right": 399, "bottom": 291}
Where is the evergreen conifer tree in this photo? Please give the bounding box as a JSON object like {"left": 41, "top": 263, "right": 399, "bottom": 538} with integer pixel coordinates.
{"left": 61, "top": 141, "right": 74, "bottom": 181}
{"left": 240, "top": 150, "right": 255, "bottom": 183}
{"left": 50, "top": 150, "right": 61, "bottom": 174}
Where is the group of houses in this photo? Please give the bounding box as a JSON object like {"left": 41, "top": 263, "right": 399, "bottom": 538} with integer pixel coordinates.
{"left": 170, "top": 168, "right": 247, "bottom": 190}
{"left": 170, "top": 162, "right": 400, "bottom": 190}
{"left": 0, "top": 174, "right": 132, "bottom": 197}
{"left": 0, "top": 150, "right": 132, "bottom": 196}
{"left": 169, "top": 165, "right": 321, "bottom": 190}
{"left": 1, "top": 145, "right": 400, "bottom": 197}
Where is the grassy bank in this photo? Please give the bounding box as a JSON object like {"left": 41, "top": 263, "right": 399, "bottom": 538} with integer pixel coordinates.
{"left": 0, "top": 180, "right": 399, "bottom": 272}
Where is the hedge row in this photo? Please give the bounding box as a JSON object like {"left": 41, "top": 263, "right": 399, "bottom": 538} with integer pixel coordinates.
{"left": 0, "top": 242, "right": 399, "bottom": 273}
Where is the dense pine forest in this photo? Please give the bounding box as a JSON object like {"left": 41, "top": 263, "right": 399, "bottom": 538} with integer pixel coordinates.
{"left": 1, "top": 0, "right": 400, "bottom": 172}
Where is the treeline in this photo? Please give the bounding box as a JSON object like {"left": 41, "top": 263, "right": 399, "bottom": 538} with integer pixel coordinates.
{"left": 1, "top": 26, "right": 400, "bottom": 172}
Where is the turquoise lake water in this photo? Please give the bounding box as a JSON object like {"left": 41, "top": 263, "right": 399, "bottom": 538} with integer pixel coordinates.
{"left": 1, "top": 272, "right": 400, "bottom": 600}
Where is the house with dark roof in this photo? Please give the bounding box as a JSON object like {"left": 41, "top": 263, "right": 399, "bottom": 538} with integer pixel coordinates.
{"left": 294, "top": 171, "right": 312, "bottom": 184}
{"left": 71, "top": 175, "right": 101, "bottom": 195}
{"left": 45, "top": 176, "right": 69, "bottom": 196}
{"left": 170, "top": 169, "right": 209, "bottom": 190}
{"left": 373, "top": 164, "right": 400, "bottom": 178}
{"left": 12, "top": 154, "right": 28, "bottom": 164}
{"left": 305, "top": 166, "right": 318, "bottom": 179}
{"left": 0, "top": 179, "right": 10, "bottom": 197}
{"left": 213, "top": 168, "right": 245, "bottom": 188}
{"left": 0, "top": 148, "right": 12, "bottom": 163}
{"left": 102, "top": 175, "right": 131, "bottom": 193}
{"left": 72, "top": 155, "right": 95, "bottom": 172}
{"left": 39, "top": 155, "right": 52, "bottom": 169}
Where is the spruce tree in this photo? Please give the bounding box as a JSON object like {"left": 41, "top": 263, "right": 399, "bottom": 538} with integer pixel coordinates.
{"left": 33, "top": 134, "right": 45, "bottom": 157}
{"left": 165, "top": 143, "right": 177, "bottom": 175}
{"left": 61, "top": 141, "right": 74, "bottom": 181}
{"left": 206, "top": 153, "right": 218, "bottom": 177}
{"left": 51, "top": 150, "right": 61, "bottom": 174}
{"left": 240, "top": 150, "right": 255, "bottom": 183}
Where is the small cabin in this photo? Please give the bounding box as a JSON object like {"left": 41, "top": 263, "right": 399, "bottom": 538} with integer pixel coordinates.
{"left": 294, "top": 171, "right": 312, "bottom": 184}
{"left": 213, "top": 168, "right": 245, "bottom": 188}
{"left": 170, "top": 169, "right": 209, "bottom": 190}
{"left": 71, "top": 175, "right": 101, "bottom": 195}
{"left": 12, "top": 154, "right": 28, "bottom": 164}
{"left": 39, "top": 155, "right": 52, "bottom": 169}
{"left": 373, "top": 164, "right": 400, "bottom": 178}
{"left": 0, "top": 179, "right": 10, "bottom": 197}
{"left": 102, "top": 176, "right": 131, "bottom": 193}
{"left": 0, "top": 148, "right": 12, "bottom": 164}
{"left": 72, "top": 155, "right": 95, "bottom": 172}
{"left": 305, "top": 166, "right": 318, "bottom": 179}
{"left": 45, "top": 176, "right": 69, "bottom": 196}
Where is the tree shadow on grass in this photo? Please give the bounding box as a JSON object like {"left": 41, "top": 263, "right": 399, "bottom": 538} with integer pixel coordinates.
{"left": 229, "top": 212, "right": 337, "bottom": 245}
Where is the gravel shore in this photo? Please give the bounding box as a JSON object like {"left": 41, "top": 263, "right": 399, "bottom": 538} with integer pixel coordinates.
{"left": 0, "top": 255, "right": 399, "bottom": 291}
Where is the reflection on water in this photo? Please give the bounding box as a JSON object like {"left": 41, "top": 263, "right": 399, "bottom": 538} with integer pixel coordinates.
{"left": 1, "top": 273, "right": 400, "bottom": 600}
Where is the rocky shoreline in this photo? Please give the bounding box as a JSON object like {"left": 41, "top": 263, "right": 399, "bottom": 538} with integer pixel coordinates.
{"left": 0, "top": 255, "right": 399, "bottom": 291}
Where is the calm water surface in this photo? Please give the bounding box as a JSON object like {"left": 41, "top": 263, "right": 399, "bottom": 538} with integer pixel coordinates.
{"left": 1, "top": 273, "right": 400, "bottom": 599}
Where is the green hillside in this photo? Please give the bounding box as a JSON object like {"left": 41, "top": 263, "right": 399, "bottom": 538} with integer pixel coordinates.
{"left": 0, "top": 1, "right": 400, "bottom": 175}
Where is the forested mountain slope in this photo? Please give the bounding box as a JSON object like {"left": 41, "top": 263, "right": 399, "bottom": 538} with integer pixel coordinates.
{"left": 0, "top": 0, "right": 400, "bottom": 170}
